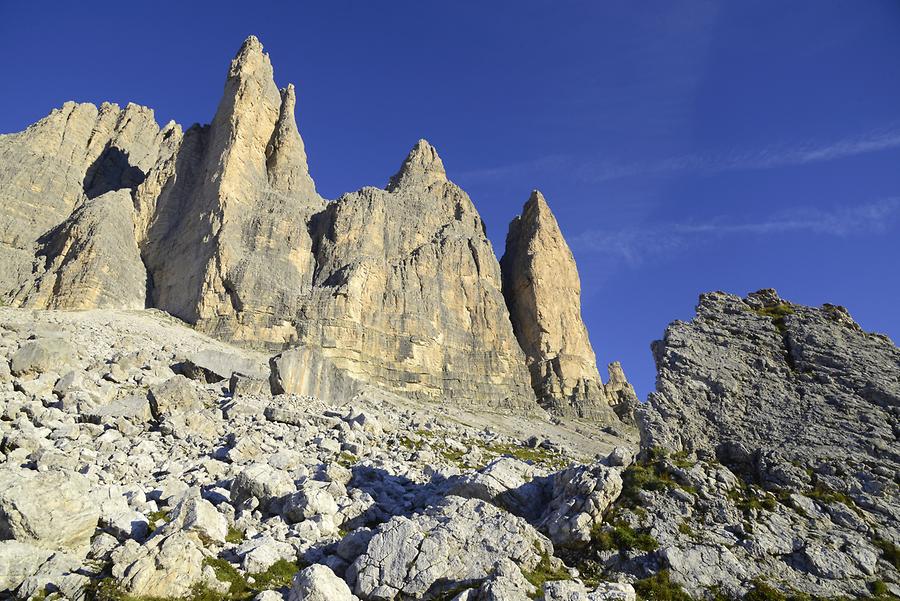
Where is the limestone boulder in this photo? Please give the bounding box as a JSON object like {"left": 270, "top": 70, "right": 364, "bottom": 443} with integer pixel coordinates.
{"left": 0, "top": 467, "right": 99, "bottom": 551}
{"left": 538, "top": 461, "right": 623, "bottom": 548}
{"left": 148, "top": 375, "right": 201, "bottom": 419}
{"left": 270, "top": 345, "right": 362, "bottom": 401}
{"left": 289, "top": 564, "right": 360, "bottom": 601}
{"left": 10, "top": 339, "right": 77, "bottom": 377}
{"left": 110, "top": 532, "right": 205, "bottom": 598}
{"left": 347, "top": 497, "right": 558, "bottom": 600}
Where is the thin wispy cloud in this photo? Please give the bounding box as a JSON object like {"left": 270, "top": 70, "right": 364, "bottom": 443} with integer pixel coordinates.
{"left": 571, "top": 197, "right": 900, "bottom": 267}
{"left": 458, "top": 126, "right": 900, "bottom": 184}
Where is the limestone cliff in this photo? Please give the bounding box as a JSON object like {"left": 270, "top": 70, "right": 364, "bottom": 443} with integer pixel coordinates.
{"left": 0, "top": 36, "right": 625, "bottom": 415}
{"left": 501, "top": 191, "right": 623, "bottom": 420}
{"left": 0, "top": 101, "right": 177, "bottom": 305}
{"left": 299, "top": 141, "right": 537, "bottom": 410}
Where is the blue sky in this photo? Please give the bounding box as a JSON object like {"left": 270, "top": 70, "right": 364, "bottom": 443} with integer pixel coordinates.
{"left": 2, "top": 1, "right": 899, "bottom": 399}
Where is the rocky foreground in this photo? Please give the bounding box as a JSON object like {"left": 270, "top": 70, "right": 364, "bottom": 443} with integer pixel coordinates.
{"left": 0, "top": 290, "right": 897, "bottom": 601}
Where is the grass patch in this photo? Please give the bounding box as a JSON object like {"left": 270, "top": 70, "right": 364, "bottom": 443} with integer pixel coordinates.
{"left": 633, "top": 571, "right": 695, "bottom": 601}
{"left": 727, "top": 484, "right": 777, "bottom": 515}
{"left": 146, "top": 509, "right": 169, "bottom": 532}
{"left": 479, "top": 441, "right": 569, "bottom": 470}
{"left": 744, "top": 580, "right": 788, "bottom": 601}
{"left": 336, "top": 452, "right": 358, "bottom": 468}
{"left": 522, "top": 549, "right": 571, "bottom": 598}
{"left": 805, "top": 484, "right": 862, "bottom": 516}
{"left": 619, "top": 449, "right": 696, "bottom": 508}
{"left": 225, "top": 526, "right": 245, "bottom": 545}
{"left": 872, "top": 536, "right": 900, "bottom": 571}
{"left": 678, "top": 520, "right": 698, "bottom": 539}
{"left": 249, "top": 559, "right": 300, "bottom": 590}
{"left": 195, "top": 557, "right": 302, "bottom": 601}
{"left": 592, "top": 518, "right": 659, "bottom": 553}
{"left": 751, "top": 303, "right": 796, "bottom": 333}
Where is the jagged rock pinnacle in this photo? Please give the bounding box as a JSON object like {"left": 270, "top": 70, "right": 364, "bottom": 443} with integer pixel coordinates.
{"left": 387, "top": 139, "right": 448, "bottom": 191}
{"left": 230, "top": 35, "right": 268, "bottom": 76}
{"left": 501, "top": 189, "right": 621, "bottom": 422}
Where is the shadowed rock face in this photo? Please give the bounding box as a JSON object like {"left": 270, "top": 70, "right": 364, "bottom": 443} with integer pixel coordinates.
{"left": 0, "top": 100, "right": 179, "bottom": 303}
{"left": 501, "top": 190, "right": 621, "bottom": 421}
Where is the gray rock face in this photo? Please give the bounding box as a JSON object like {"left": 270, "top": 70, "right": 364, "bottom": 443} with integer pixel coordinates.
{"left": 501, "top": 191, "right": 620, "bottom": 421}
{"left": 640, "top": 289, "right": 898, "bottom": 533}
{"left": 601, "top": 289, "right": 900, "bottom": 599}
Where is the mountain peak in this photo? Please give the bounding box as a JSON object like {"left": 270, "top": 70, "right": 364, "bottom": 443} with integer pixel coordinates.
{"left": 387, "top": 139, "right": 447, "bottom": 191}
{"left": 228, "top": 35, "right": 271, "bottom": 80}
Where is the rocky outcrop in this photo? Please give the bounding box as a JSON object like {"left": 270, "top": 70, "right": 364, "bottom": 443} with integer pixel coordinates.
{"left": 640, "top": 289, "right": 899, "bottom": 523}
{"left": 591, "top": 289, "right": 900, "bottom": 599}
{"left": 0, "top": 100, "right": 177, "bottom": 304}
{"left": 501, "top": 191, "right": 623, "bottom": 420}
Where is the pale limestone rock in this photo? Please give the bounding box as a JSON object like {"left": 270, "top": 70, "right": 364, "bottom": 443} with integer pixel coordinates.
{"left": 148, "top": 375, "right": 201, "bottom": 420}
{"left": 289, "top": 564, "right": 360, "bottom": 601}
{"left": 0, "top": 100, "right": 176, "bottom": 304}
{"left": 162, "top": 491, "right": 228, "bottom": 544}
{"left": 0, "top": 540, "right": 54, "bottom": 593}
{"left": 269, "top": 345, "right": 362, "bottom": 401}
{"left": 15, "top": 190, "right": 147, "bottom": 309}
{"left": 0, "top": 35, "right": 552, "bottom": 415}
{"left": 538, "top": 461, "right": 623, "bottom": 548}
{"left": 0, "top": 467, "right": 100, "bottom": 551}
{"left": 500, "top": 190, "right": 617, "bottom": 421}
{"left": 111, "top": 532, "right": 205, "bottom": 598}
{"left": 10, "top": 338, "right": 77, "bottom": 376}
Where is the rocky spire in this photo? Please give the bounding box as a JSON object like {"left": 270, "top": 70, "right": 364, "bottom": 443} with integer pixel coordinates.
{"left": 141, "top": 35, "right": 324, "bottom": 342}
{"left": 501, "top": 190, "right": 619, "bottom": 422}
{"left": 266, "top": 83, "right": 317, "bottom": 197}
{"left": 387, "top": 139, "right": 448, "bottom": 191}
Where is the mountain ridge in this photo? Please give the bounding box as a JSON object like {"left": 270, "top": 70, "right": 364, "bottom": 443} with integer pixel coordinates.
{"left": 0, "top": 36, "right": 633, "bottom": 423}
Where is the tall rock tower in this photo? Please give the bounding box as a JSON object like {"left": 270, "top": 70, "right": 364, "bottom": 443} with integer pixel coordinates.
{"left": 141, "top": 36, "right": 325, "bottom": 345}
{"left": 501, "top": 190, "right": 621, "bottom": 421}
